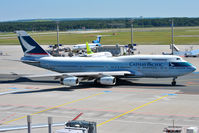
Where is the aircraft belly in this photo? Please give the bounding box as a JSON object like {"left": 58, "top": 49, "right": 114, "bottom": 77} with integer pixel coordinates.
{"left": 132, "top": 66, "right": 170, "bottom": 77}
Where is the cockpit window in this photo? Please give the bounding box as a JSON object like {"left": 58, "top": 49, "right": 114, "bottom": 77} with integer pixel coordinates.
{"left": 176, "top": 58, "right": 181, "bottom": 60}
{"left": 169, "top": 62, "right": 192, "bottom": 67}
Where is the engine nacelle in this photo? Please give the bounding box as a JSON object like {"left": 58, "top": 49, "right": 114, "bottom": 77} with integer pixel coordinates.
{"left": 99, "top": 76, "right": 116, "bottom": 85}
{"left": 60, "top": 77, "right": 79, "bottom": 86}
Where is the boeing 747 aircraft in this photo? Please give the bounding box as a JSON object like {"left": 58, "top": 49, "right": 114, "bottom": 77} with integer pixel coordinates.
{"left": 16, "top": 31, "right": 196, "bottom": 86}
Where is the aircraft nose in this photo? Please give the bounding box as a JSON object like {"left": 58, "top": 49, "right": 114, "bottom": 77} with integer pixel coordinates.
{"left": 191, "top": 65, "right": 197, "bottom": 72}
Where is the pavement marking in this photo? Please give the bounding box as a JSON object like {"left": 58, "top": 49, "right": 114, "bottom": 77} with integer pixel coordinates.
{"left": 0, "top": 89, "right": 29, "bottom": 96}
{"left": 2, "top": 92, "right": 105, "bottom": 125}
{"left": 97, "top": 94, "right": 169, "bottom": 127}
{"left": 0, "top": 87, "right": 29, "bottom": 95}
{"left": 103, "top": 91, "right": 112, "bottom": 93}
{"left": 162, "top": 93, "right": 177, "bottom": 96}
{"left": 0, "top": 113, "right": 16, "bottom": 125}
{"left": 109, "top": 88, "right": 178, "bottom": 94}
{"left": 144, "top": 78, "right": 199, "bottom": 84}
{"left": 186, "top": 81, "right": 199, "bottom": 86}
{"left": 8, "top": 87, "right": 19, "bottom": 89}
{"left": 96, "top": 118, "right": 199, "bottom": 127}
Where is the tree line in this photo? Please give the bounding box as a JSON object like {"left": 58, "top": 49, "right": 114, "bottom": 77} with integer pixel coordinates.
{"left": 0, "top": 17, "right": 199, "bottom": 32}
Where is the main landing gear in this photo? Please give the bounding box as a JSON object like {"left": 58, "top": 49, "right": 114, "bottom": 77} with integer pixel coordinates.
{"left": 171, "top": 77, "right": 177, "bottom": 86}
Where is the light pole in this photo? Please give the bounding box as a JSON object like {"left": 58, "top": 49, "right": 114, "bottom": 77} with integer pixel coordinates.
{"left": 56, "top": 21, "right": 60, "bottom": 46}
{"left": 27, "top": 115, "right": 32, "bottom": 133}
{"left": 129, "top": 19, "right": 134, "bottom": 55}
{"left": 171, "top": 18, "right": 174, "bottom": 55}
{"left": 130, "top": 19, "right": 134, "bottom": 46}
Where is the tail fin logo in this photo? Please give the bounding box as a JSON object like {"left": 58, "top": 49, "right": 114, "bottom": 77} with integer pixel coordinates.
{"left": 20, "top": 36, "right": 36, "bottom": 54}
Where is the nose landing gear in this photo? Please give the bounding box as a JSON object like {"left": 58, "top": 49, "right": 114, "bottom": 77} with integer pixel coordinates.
{"left": 171, "top": 77, "right": 177, "bottom": 86}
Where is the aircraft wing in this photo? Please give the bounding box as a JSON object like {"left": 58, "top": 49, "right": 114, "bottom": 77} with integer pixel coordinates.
{"left": 190, "top": 49, "right": 199, "bottom": 55}
{"left": 67, "top": 71, "right": 131, "bottom": 77}
{"left": 21, "top": 60, "right": 40, "bottom": 63}
{"left": 23, "top": 73, "right": 63, "bottom": 78}
{"left": 23, "top": 71, "right": 132, "bottom": 78}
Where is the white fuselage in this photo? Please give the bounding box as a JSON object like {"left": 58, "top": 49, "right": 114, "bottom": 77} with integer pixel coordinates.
{"left": 72, "top": 43, "right": 100, "bottom": 50}
{"left": 87, "top": 52, "right": 112, "bottom": 57}
{"left": 22, "top": 55, "right": 196, "bottom": 78}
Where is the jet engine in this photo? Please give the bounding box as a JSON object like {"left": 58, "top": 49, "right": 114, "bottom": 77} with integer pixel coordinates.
{"left": 99, "top": 76, "right": 116, "bottom": 85}
{"left": 60, "top": 77, "right": 79, "bottom": 86}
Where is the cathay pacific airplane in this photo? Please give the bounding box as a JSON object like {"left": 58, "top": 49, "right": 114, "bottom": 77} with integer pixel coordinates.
{"left": 17, "top": 31, "right": 196, "bottom": 86}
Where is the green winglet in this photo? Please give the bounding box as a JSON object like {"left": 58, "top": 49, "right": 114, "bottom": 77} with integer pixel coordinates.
{"left": 86, "top": 42, "right": 93, "bottom": 55}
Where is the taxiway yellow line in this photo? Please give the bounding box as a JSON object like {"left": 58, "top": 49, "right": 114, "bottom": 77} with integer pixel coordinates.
{"left": 2, "top": 92, "right": 104, "bottom": 125}
{"left": 97, "top": 94, "right": 169, "bottom": 127}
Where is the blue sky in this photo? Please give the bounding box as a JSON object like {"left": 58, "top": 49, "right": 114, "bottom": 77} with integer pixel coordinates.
{"left": 0, "top": 0, "right": 198, "bottom": 21}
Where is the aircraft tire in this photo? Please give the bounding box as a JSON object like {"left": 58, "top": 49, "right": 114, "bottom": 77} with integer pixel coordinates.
{"left": 172, "top": 81, "right": 176, "bottom": 86}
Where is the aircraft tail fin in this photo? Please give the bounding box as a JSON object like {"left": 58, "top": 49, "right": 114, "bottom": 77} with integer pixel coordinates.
{"left": 92, "top": 35, "right": 101, "bottom": 43}
{"left": 16, "top": 31, "right": 50, "bottom": 57}
{"left": 86, "top": 42, "right": 93, "bottom": 55}
{"left": 97, "top": 36, "right": 101, "bottom": 43}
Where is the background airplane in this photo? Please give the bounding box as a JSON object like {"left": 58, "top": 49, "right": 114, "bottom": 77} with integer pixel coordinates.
{"left": 17, "top": 31, "right": 196, "bottom": 86}
{"left": 163, "top": 44, "right": 199, "bottom": 57}
{"left": 85, "top": 42, "right": 112, "bottom": 57}
{"left": 172, "top": 44, "right": 199, "bottom": 57}
{"left": 72, "top": 36, "right": 101, "bottom": 51}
